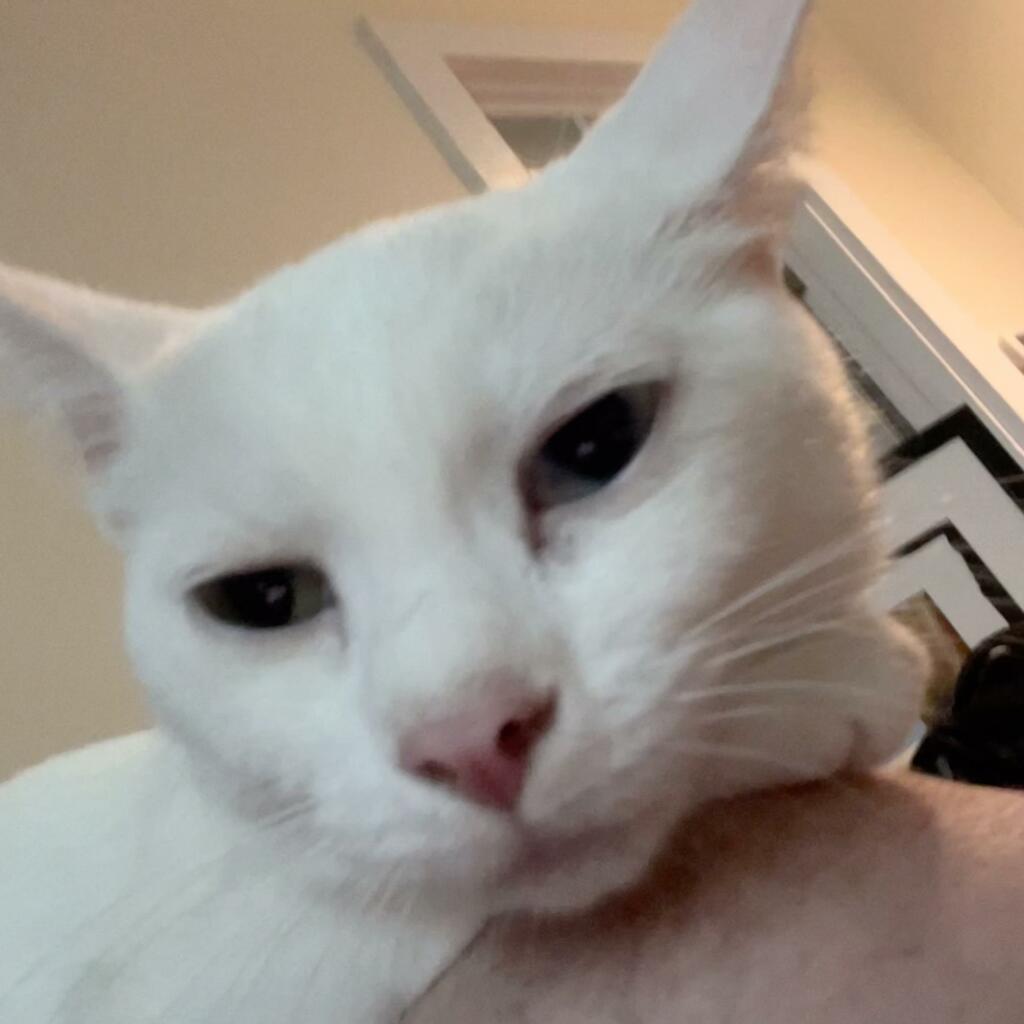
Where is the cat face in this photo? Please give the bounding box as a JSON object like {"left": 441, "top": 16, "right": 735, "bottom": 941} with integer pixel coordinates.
{"left": 0, "top": 0, "right": 923, "bottom": 912}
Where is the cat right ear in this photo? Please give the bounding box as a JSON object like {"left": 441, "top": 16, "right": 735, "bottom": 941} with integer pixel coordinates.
{"left": 549, "top": 0, "right": 810, "bottom": 230}
{"left": 0, "top": 262, "right": 197, "bottom": 474}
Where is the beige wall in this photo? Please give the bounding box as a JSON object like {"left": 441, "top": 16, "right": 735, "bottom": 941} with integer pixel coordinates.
{"left": 821, "top": 0, "right": 1024, "bottom": 230}
{"left": 809, "top": 17, "right": 1024, "bottom": 336}
{"left": 3, "top": 0, "right": 1024, "bottom": 779}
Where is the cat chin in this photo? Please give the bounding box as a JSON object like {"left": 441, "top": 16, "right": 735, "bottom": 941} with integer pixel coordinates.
{"left": 290, "top": 807, "right": 669, "bottom": 916}
{"left": 491, "top": 813, "right": 670, "bottom": 914}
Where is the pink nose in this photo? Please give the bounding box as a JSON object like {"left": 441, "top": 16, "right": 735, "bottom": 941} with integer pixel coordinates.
{"left": 399, "top": 692, "right": 556, "bottom": 812}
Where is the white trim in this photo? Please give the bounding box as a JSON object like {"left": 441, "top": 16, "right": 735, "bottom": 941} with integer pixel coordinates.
{"left": 791, "top": 162, "right": 1024, "bottom": 463}
{"left": 788, "top": 232, "right": 944, "bottom": 431}
{"left": 786, "top": 194, "right": 955, "bottom": 431}
{"left": 873, "top": 531, "right": 999, "bottom": 765}
{"left": 879, "top": 439, "right": 1024, "bottom": 612}
{"left": 357, "top": 19, "right": 649, "bottom": 193}
{"left": 357, "top": 19, "right": 516, "bottom": 191}
{"left": 358, "top": 17, "right": 1024, "bottom": 471}
{"left": 869, "top": 537, "right": 1007, "bottom": 649}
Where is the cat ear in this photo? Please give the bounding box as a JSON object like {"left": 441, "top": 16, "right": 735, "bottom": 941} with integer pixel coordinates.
{"left": 0, "top": 262, "right": 196, "bottom": 473}
{"left": 554, "top": 0, "right": 810, "bottom": 228}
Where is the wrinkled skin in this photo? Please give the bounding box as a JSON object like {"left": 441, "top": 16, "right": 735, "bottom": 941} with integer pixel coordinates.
{"left": 405, "top": 774, "right": 1024, "bottom": 1024}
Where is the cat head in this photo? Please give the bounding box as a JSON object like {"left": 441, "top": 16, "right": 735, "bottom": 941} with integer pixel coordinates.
{"left": 0, "top": 0, "right": 923, "bottom": 912}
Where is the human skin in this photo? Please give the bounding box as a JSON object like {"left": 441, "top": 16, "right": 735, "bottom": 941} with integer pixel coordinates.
{"left": 405, "top": 774, "right": 1024, "bottom": 1024}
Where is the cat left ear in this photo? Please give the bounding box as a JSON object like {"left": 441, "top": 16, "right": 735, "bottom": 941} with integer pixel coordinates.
{"left": 553, "top": 0, "right": 810, "bottom": 228}
{"left": 0, "top": 263, "right": 198, "bottom": 473}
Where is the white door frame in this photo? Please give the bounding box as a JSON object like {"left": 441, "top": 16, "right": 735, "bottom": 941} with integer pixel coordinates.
{"left": 357, "top": 19, "right": 650, "bottom": 192}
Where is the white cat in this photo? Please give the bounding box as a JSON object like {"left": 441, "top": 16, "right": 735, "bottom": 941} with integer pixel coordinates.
{"left": 0, "top": 0, "right": 924, "bottom": 1021}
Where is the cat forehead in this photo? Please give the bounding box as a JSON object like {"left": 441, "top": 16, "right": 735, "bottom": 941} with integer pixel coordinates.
{"left": 233, "top": 187, "right": 685, "bottom": 374}
{"left": 155, "top": 187, "right": 705, "bottom": 434}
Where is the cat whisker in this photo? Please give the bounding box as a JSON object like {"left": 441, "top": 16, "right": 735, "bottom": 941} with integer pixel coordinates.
{"left": 675, "top": 675, "right": 909, "bottom": 708}
{"left": 691, "top": 599, "right": 859, "bottom": 664}
{"left": 669, "top": 679, "right": 911, "bottom": 712}
{"left": 735, "top": 562, "right": 877, "bottom": 633}
{"left": 671, "top": 709, "right": 909, "bottom": 817}
{"left": 705, "top": 617, "right": 880, "bottom": 670}
{"left": 681, "top": 704, "right": 819, "bottom": 732}
{"left": 674, "top": 737, "right": 823, "bottom": 780}
{"left": 678, "top": 524, "right": 877, "bottom": 647}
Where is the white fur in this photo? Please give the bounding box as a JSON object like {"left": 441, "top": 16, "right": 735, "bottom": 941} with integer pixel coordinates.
{"left": 0, "top": 0, "right": 924, "bottom": 1020}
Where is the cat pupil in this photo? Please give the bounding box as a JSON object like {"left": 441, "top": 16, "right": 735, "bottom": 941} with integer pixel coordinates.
{"left": 551, "top": 393, "right": 639, "bottom": 482}
{"left": 531, "top": 386, "right": 658, "bottom": 508}
{"left": 223, "top": 570, "right": 296, "bottom": 628}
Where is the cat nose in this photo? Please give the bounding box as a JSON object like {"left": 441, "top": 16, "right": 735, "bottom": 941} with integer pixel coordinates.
{"left": 398, "top": 691, "right": 557, "bottom": 812}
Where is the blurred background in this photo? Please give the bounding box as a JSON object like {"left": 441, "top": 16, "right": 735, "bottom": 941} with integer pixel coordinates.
{"left": 3, "top": 0, "right": 1024, "bottom": 779}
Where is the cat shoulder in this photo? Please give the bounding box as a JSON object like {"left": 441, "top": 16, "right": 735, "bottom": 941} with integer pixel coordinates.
{"left": 0, "top": 731, "right": 168, "bottom": 833}
{"left": 0, "top": 733, "right": 187, "bottom": 1000}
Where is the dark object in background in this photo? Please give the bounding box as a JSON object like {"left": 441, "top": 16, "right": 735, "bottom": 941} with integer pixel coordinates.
{"left": 914, "top": 624, "right": 1024, "bottom": 789}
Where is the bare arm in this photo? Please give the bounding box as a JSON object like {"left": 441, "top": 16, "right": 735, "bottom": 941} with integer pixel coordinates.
{"left": 406, "top": 774, "right": 1024, "bottom": 1024}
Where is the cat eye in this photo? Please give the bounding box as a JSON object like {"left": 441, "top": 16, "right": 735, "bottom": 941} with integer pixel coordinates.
{"left": 194, "top": 564, "right": 334, "bottom": 630}
{"left": 527, "top": 384, "right": 662, "bottom": 508}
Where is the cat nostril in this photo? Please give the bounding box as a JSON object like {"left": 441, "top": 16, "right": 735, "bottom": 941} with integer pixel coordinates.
{"left": 496, "top": 718, "right": 532, "bottom": 759}
{"left": 496, "top": 700, "right": 556, "bottom": 759}
{"left": 416, "top": 759, "right": 459, "bottom": 789}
